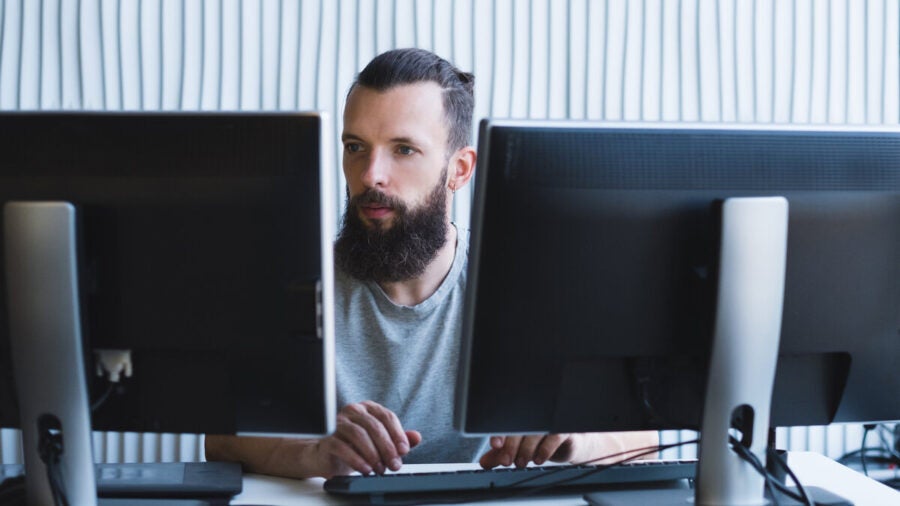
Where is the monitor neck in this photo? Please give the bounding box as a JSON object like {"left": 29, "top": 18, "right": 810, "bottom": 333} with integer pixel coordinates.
{"left": 4, "top": 201, "right": 98, "bottom": 506}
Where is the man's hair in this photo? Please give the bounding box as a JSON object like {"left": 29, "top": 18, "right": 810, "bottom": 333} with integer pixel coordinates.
{"left": 349, "top": 48, "right": 475, "bottom": 153}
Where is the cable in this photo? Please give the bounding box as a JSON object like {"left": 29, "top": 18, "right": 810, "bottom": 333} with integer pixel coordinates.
{"left": 766, "top": 446, "right": 813, "bottom": 506}
{"left": 37, "top": 419, "right": 69, "bottom": 506}
{"left": 508, "top": 439, "right": 699, "bottom": 495}
{"left": 838, "top": 446, "right": 894, "bottom": 462}
{"left": 861, "top": 424, "right": 875, "bottom": 476}
{"left": 729, "top": 438, "right": 812, "bottom": 506}
{"left": 729, "top": 441, "right": 784, "bottom": 506}
{"left": 837, "top": 424, "right": 900, "bottom": 474}
{"left": 876, "top": 424, "right": 900, "bottom": 462}
{"left": 90, "top": 381, "right": 116, "bottom": 412}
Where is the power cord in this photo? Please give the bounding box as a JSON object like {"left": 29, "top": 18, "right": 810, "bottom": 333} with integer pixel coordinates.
{"left": 728, "top": 436, "right": 812, "bottom": 506}
{"left": 837, "top": 424, "right": 897, "bottom": 476}
{"left": 766, "top": 445, "right": 814, "bottom": 506}
{"left": 90, "top": 381, "right": 116, "bottom": 412}
{"left": 875, "top": 424, "right": 900, "bottom": 463}
{"left": 836, "top": 423, "right": 900, "bottom": 490}
{"left": 860, "top": 424, "right": 876, "bottom": 476}
{"left": 37, "top": 415, "right": 69, "bottom": 506}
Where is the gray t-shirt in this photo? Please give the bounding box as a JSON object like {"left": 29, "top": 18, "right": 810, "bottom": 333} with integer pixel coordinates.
{"left": 333, "top": 226, "right": 490, "bottom": 463}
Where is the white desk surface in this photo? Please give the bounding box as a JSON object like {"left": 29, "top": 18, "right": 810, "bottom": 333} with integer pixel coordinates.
{"left": 231, "top": 452, "right": 900, "bottom": 505}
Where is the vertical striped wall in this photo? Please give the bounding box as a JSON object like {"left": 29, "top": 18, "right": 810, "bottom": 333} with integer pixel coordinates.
{"left": 1, "top": 0, "right": 898, "bottom": 464}
{"left": 1, "top": 0, "right": 898, "bottom": 227}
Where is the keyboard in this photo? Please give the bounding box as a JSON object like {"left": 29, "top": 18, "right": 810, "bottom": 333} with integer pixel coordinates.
{"left": 324, "top": 459, "right": 696, "bottom": 499}
{"left": 0, "top": 461, "right": 242, "bottom": 498}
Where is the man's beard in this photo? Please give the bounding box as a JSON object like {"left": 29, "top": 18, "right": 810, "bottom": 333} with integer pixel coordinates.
{"left": 334, "top": 174, "right": 449, "bottom": 283}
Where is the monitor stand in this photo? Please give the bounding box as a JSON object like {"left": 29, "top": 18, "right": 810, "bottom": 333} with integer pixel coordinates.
{"left": 5, "top": 202, "right": 98, "bottom": 506}
{"left": 586, "top": 197, "right": 848, "bottom": 506}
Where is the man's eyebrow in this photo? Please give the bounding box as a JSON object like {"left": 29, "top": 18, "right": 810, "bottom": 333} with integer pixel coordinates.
{"left": 390, "top": 136, "right": 422, "bottom": 145}
{"left": 340, "top": 133, "right": 431, "bottom": 147}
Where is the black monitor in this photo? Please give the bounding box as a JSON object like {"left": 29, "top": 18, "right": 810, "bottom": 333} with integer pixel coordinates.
{"left": 0, "top": 112, "right": 336, "bottom": 504}
{"left": 456, "top": 120, "right": 900, "bottom": 504}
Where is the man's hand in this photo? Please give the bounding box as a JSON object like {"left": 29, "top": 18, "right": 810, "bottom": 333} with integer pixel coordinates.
{"left": 311, "top": 400, "right": 422, "bottom": 478}
{"left": 204, "top": 401, "right": 422, "bottom": 479}
{"left": 479, "top": 434, "right": 580, "bottom": 469}
{"left": 479, "top": 431, "right": 660, "bottom": 469}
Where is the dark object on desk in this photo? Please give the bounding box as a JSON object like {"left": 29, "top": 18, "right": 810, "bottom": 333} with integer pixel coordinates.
{"left": 96, "top": 462, "right": 242, "bottom": 498}
{"left": 2, "top": 461, "right": 241, "bottom": 498}
{"left": 324, "top": 459, "right": 696, "bottom": 500}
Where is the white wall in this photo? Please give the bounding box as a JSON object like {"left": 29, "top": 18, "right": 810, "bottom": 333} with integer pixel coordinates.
{"left": 1, "top": 0, "right": 898, "bottom": 463}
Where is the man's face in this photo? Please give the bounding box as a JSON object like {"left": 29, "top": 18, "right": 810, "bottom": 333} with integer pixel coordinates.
{"left": 340, "top": 82, "right": 452, "bottom": 226}
{"left": 335, "top": 82, "right": 454, "bottom": 282}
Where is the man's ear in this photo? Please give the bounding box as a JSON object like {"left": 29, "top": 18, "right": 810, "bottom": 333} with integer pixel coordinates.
{"left": 447, "top": 146, "right": 477, "bottom": 193}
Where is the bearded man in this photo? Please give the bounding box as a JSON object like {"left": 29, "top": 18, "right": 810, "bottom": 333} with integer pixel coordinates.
{"left": 205, "top": 48, "right": 657, "bottom": 479}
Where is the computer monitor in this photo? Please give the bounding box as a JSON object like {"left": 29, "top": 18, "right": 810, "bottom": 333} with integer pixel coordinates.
{"left": 0, "top": 112, "right": 336, "bottom": 504}
{"left": 456, "top": 120, "right": 900, "bottom": 504}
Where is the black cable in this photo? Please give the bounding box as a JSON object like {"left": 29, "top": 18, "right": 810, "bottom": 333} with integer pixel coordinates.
{"left": 861, "top": 424, "right": 875, "bottom": 476}
{"left": 730, "top": 440, "right": 814, "bottom": 506}
{"left": 90, "top": 381, "right": 116, "bottom": 412}
{"left": 508, "top": 439, "right": 698, "bottom": 495}
{"left": 839, "top": 452, "right": 896, "bottom": 467}
{"left": 728, "top": 440, "right": 784, "bottom": 506}
{"left": 876, "top": 424, "right": 900, "bottom": 462}
{"left": 47, "top": 460, "right": 66, "bottom": 506}
{"left": 766, "top": 446, "right": 813, "bottom": 506}
{"left": 838, "top": 446, "right": 894, "bottom": 462}
{"left": 37, "top": 423, "right": 69, "bottom": 506}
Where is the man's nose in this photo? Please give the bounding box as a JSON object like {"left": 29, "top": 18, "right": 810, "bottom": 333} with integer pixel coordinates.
{"left": 360, "top": 150, "right": 390, "bottom": 188}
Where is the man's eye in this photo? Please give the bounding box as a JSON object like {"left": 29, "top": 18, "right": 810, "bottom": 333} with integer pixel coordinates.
{"left": 345, "top": 143, "right": 362, "bottom": 153}
{"left": 397, "top": 146, "right": 415, "bottom": 156}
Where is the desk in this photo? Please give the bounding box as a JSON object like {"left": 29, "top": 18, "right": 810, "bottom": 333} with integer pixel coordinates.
{"left": 231, "top": 452, "right": 900, "bottom": 505}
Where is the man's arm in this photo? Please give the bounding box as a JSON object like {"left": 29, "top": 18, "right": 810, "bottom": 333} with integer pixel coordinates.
{"left": 479, "top": 431, "right": 660, "bottom": 469}
{"left": 205, "top": 401, "right": 422, "bottom": 479}
{"left": 205, "top": 435, "right": 321, "bottom": 479}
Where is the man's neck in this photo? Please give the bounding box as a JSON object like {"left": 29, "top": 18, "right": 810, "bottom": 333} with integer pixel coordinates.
{"left": 378, "top": 223, "right": 458, "bottom": 306}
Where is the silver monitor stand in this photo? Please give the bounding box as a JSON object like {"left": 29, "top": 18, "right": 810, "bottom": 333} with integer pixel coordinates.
{"left": 586, "top": 197, "right": 820, "bottom": 506}
{"left": 5, "top": 202, "right": 98, "bottom": 506}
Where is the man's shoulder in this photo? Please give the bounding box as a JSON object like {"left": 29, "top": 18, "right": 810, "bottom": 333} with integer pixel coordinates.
{"left": 332, "top": 263, "right": 371, "bottom": 309}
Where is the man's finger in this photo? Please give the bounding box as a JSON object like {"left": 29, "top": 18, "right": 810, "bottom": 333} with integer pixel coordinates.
{"left": 362, "top": 401, "right": 410, "bottom": 458}
{"left": 514, "top": 436, "right": 542, "bottom": 468}
{"left": 339, "top": 404, "right": 399, "bottom": 472}
{"left": 405, "top": 430, "right": 423, "bottom": 450}
{"left": 497, "top": 435, "right": 523, "bottom": 467}
{"left": 534, "top": 434, "right": 568, "bottom": 465}
{"left": 321, "top": 435, "right": 374, "bottom": 476}
{"left": 334, "top": 417, "right": 385, "bottom": 473}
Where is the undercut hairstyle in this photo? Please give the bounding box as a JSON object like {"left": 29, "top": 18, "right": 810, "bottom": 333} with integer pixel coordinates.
{"left": 348, "top": 48, "right": 475, "bottom": 153}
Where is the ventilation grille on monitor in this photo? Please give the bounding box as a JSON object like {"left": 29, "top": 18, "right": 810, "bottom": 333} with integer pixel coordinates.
{"left": 502, "top": 128, "right": 900, "bottom": 191}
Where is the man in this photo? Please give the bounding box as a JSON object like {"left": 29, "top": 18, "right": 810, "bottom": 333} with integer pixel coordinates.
{"left": 205, "top": 48, "right": 657, "bottom": 479}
